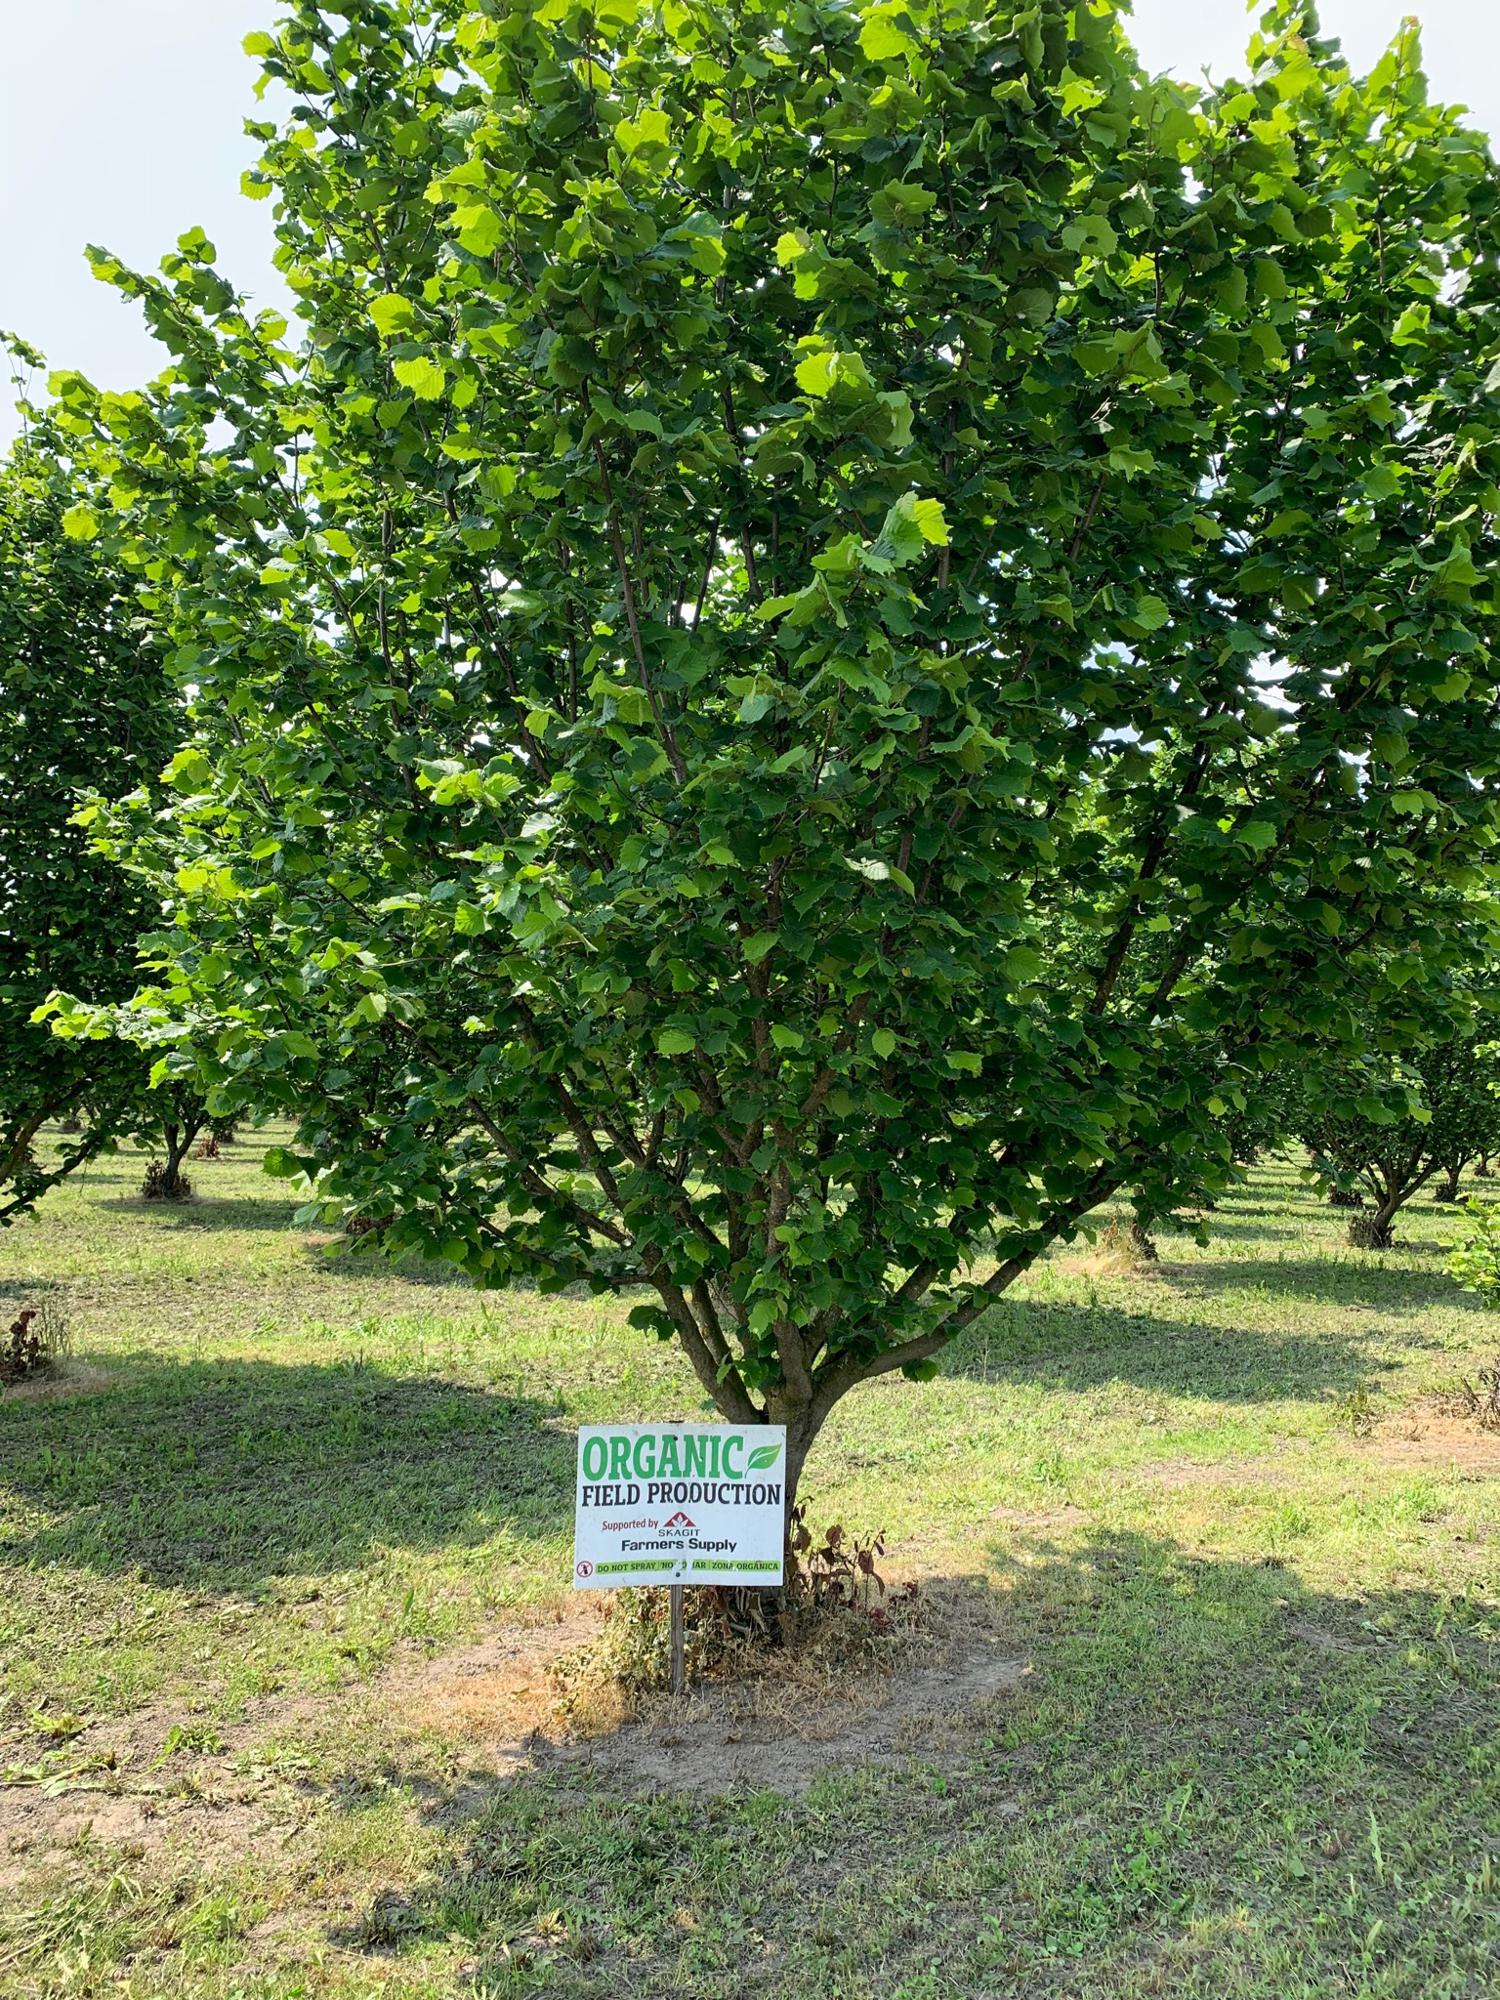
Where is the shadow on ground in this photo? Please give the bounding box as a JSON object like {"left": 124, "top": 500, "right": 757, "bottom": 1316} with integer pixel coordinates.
{"left": 94, "top": 1193, "right": 306, "bottom": 1233}
{"left": 1166, "top": 1254, "right": 1476, "bottom": 1315}
{"left": 944, "top": 1295, "right": 1405, "bottom": 1399}
{"left": 322, "top": 1532, "right": 1500, "bottom": 1999}
{"left": 306, "top": 1241, "right": 476, "bottom": 1288}
{"left": 0, "top": 1358, "right": 572, "bottom": 1589}
{"left": 1153, "top": 1216, "right": 1306, "bottom": 1243}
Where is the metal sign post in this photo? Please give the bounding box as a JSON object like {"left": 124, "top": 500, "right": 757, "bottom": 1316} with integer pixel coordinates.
{"left": 670, "top": 1582, "right": 685, "bottom": 1694}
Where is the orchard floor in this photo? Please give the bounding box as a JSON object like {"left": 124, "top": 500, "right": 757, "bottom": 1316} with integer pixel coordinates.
{"left": 2, "top": 1136, "right": 1499, "bottom": 1998}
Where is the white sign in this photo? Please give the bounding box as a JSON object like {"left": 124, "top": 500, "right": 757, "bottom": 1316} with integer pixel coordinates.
{"left": 573, "top": 1423, "right": 787, "bottom": 1589}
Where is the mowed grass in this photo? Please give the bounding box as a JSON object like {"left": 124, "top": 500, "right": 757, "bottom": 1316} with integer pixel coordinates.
{"left": 2, "top": 1132, "right": 1499, "bottom": 1997}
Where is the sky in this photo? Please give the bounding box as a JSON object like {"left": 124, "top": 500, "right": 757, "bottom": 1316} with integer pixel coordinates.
{"left": 3, "top": 0, "right": 1498, "bottom": 445}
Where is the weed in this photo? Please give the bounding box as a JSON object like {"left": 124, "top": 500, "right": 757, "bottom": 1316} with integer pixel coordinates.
{"left": 157, "top": 1722, "right": 227, "bottom": 1763}
{"left": 554, "top": 1510, "right": 924, "bottom": 1719}
{"left": 0, "top": 1300, "right": 70, "bottom": 1385}
{"left": 1445, "top": 1355, "right": 1500, "bottom": 1432}
{"left": 140, "top": 1160, "right": 192, "bottom": 1202}
{"left": 1333, "top": 1384, "right": 1379, "bottom": 1436}
{"left": 1087, "top": 1218, "right": 1159, "bottom": 1272}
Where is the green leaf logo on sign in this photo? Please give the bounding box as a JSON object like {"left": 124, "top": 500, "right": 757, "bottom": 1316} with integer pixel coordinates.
{"left": 746, "top": 1443, "right": 783, "bottom": 1471}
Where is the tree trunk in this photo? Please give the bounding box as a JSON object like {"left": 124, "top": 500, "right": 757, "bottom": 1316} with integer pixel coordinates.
{"left": 765, "top": 1396, "right": 819, "bottom": 1548}
{"left": 161, "top": 1125, "right": 192, "bottom": 1200}
{"left": 1477, "top": 1157, "right": 1492, "bottom": 1181}
{"left": 1348, "top": 1191, "right": 1404, "bottom": 1250}
{"left": 1129, "top": 1219, "right": 1159, "bottom": 1262}
{"left": 1436, "top": 1161, "right": 1466, "bottom": 1204}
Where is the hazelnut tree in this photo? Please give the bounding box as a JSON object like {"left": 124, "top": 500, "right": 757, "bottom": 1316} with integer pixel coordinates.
{"left": 49, "top": 0, "right": 1500, "bottom": 1504}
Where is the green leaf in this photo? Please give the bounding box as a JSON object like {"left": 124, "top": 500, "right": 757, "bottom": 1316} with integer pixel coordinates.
{"left": 656, "top": 1029, "right": 696, "bottom": 1056}
{"left": 370, "top": 294, "right": 417, "bottom": 338}
{"left": 616, "top": 105, "right": 672, "bottom": 156}
{"left": 393, "top": 356, "right": 447, "bottom": 401}
{"left": 866, "top": 493, "right": 948, "bottom": 571}
{"left": 1062, "top": 213, "right": 1119, "bottom": 259}
{"left": 454, "top": 206, "right": 503, "bottom": 256}
{"left": 164, "top": 747, "right": 214, "bottom": 790}
{"left": 859, "top": 5, "right": 914, "bottom": 61}
{"left": 869, "top": 181, "right": 938, "bottom": 225}
{"left": 1236, "top": 818, "right": 1278, "bottom": 853}
{"left": 746, "top": 1442, "right": 783, "bottom": 1471}
{"left": 61, "top": 504, "right": 99, "bottom": 541}
{"left": 1002, "top": 946, "right": 1045, "bottom": 983}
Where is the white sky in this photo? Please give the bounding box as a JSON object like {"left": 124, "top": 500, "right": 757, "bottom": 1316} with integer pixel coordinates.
{"left": 3, "top": 0, "right": 1498, "bottom": 445}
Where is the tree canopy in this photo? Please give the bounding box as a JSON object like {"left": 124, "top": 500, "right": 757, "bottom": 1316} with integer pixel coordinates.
{"left": 1300, "top": 1023, "right": 1500, "bottom": 1248}
{"left": 47, "top": 0, "right": 1500, "bottom": 1492}
{"left": 0, "top": 381, "right": 176, "bottom": 1222}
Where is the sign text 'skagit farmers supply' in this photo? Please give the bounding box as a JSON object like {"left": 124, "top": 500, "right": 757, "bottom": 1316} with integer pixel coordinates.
{"left": 573, "top": 1425, "right": 788, "bottom": 1588}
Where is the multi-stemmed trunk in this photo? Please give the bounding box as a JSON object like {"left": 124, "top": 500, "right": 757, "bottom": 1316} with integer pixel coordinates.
{"left": 1346, "top": 1169, "right": 1434, "bottom": 1250}
{"left": 1348, "top": 1205, "right": 1399, "bottom": 1250}
{"left": 1435, "top": 1159, "right": 1469, "bottom": 1204}
{"left": 159, "top": 1123, "right": 194, "bottom": 1200}
{"left": 146, "top": 1104, "right": 209, "bottom": 1201}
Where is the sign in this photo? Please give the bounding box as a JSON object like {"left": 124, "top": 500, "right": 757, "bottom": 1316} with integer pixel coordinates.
{"left": 573, "top": 1423, "right": 787, "bottom": 1589}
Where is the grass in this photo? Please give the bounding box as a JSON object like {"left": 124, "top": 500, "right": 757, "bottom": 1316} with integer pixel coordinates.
{"left": 1, "top": 1134, "right": 1499, "bottom": 1996}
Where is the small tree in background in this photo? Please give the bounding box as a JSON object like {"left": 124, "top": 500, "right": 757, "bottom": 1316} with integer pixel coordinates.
{"left": 48, "top": 2, "right": 1500, "bottom": 1510}
{"left": 0, "top": 357, "right": 177, "bottom": 1223}
{"left": 134, "top": 1080, "right": 211, "bottom": 1200}
{"left": 1301, "top": 1030, "right": 1500, "bottom": 1249}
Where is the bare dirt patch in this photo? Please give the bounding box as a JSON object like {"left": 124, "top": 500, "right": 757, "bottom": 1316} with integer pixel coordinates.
{"left": 0, "top": 1786, "right": 278, "bottom": 1893}
{"left": 1365, "top": 1413, "right": 1500, "bottom": 1475}
{"left": 540, "top": 1630, "right": 1026, "bottom": 1796}
{"left": 393, "top": 1602, "right": 605, "bottom": 1777}
{"left": 1286, "top": 1617, "right": 1367, "bottom": 1655}
{"left": 399, "top": 1582, "right": 1027, "bottom": 1799}
{"left": 1130, "top": 1449, "right": 1316, "bottom": 1492}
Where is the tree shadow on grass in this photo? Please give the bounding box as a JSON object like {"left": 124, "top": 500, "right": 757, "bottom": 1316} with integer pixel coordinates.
{"left": 945, "top": 1295, "right": 1404, "bottom": 1400}
{"left": 93, "top": 1193, "right": 307, "bottom": 1233}
{"left": 1166, "top": 1254, "right": 1477, "bottom": 1316}
{"left": 1155, "top": 1216, "right": 1307, "bottom": 1244}
{"left": 322, "top": 1532, "right": 1500, "bottom": 1999}
{"left": 0, "top": 1357, "right": 573, "bottom": 1591}
{"left": 305, "top": 1241, "right": 477, "bottom": 1289}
